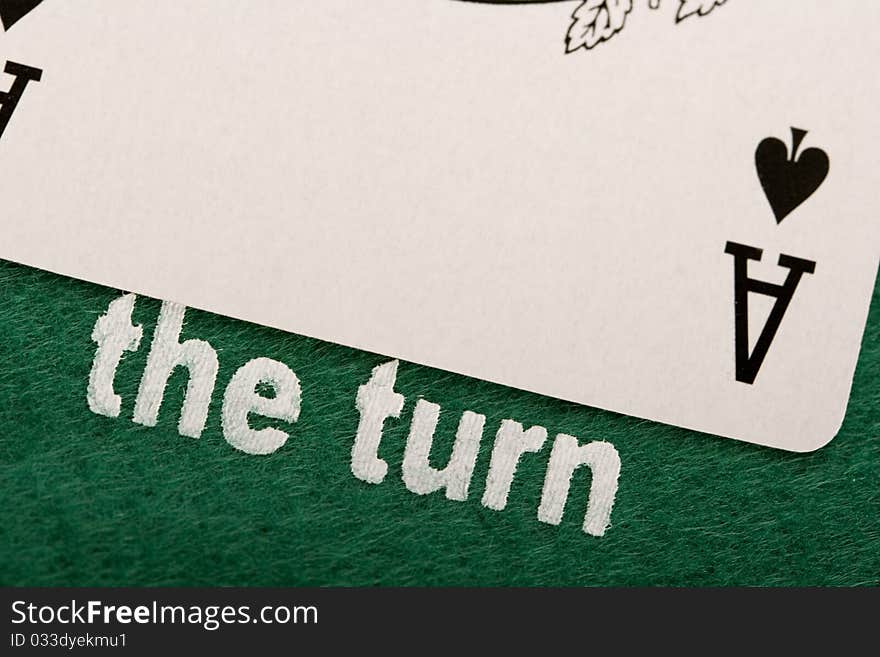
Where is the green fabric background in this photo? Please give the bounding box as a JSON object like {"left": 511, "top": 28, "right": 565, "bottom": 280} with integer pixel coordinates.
{"left": 0, "top": 259, "right": 876, "bottom": 586}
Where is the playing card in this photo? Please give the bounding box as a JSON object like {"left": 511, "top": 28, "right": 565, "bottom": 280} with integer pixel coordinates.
{"left": 1, "top": 1, "right": 877, "bottom": 452}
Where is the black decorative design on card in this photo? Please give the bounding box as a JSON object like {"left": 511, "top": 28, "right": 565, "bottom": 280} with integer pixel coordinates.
{"left": 565, "top": 0, "right": 729, "bottom": 52}
{"left": 0, "top": 0, "right": 43, "bottom": 31}
{"left": 755, "top": 128, "right": 829, "bottom": 224}
{"left": 675, "top": 0, "right": 728, "bottom": 23}
{"left": 458, "top": 1, "right": 731, "bottom": 53}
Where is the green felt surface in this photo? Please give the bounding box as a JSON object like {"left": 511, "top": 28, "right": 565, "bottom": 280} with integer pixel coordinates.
{"left": 0, "top": 259, "right": 877, "bottom": 586}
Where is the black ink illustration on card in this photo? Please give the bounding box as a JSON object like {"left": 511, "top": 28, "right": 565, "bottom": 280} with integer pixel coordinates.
{"left": 565, "top": 0, "right": 729, "bottom": 52}
{"left": 3, "top": 1, "right": 731, "bottom": 53}
{"left": 459, "top": 0, "right": 731, "bottom": 53}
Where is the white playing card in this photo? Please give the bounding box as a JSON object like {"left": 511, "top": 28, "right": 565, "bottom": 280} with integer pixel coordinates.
{"left": 1, "top": 1, "right": 877, "bottom": 451}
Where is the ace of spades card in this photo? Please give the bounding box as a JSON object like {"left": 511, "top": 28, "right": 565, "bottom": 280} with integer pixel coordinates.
{"left": 0, "top": 0, "right": 877, "bottom": 452}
